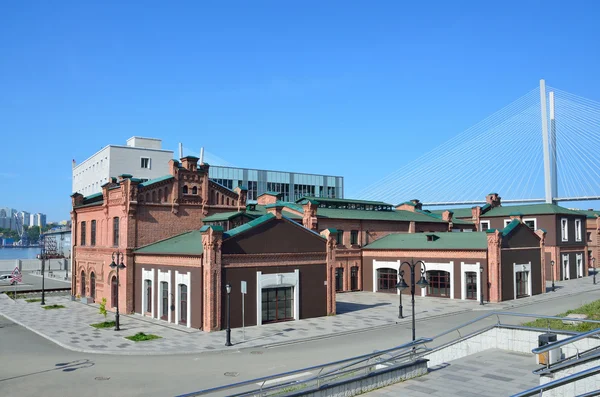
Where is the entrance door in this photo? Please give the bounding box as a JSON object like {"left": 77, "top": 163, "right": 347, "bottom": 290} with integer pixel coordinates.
{"left": 161, "top": 282, "right": 168, "bottom": 320}
{"left": 90, "top": 272, "right": 96, "bottom": 301}
{"left": 350, "top": 266, "right": 359, "bottom": 291}
{"left": 562, "top": 255, "right": 569, "bottom": 280}
{"left": 261, "top": 287, "right": 294, "bottom": 324}
{"left": 80, "top": 271, "right": 86, "bottom": 297}
{"left": 335, "top": 268, "right": 344, "bottom": 292}
{"left": 179, "top": 284, "right": 188, "bottom": 325}
{"left": 576, "top": 254, "right": 583, "bottom": 278}
{"left": 465, "top": 272, "right": 477, "bottom": 300}
{"left": 516, "top": 271, "right": 529, "bottom": 298}
{"left": 377, "top": 268, "right": 398, "bottom": 293}
{"left": 111, "top": 276, "right": 117, "bottom": 308}
{"left": 427, "top": 271, "right": 450, "bottom": 298}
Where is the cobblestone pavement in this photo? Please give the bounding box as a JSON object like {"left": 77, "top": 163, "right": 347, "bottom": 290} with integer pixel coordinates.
{"left": 0, "top": 276, "right": 597, "bottom": 355}
{"left": 366, "top": 349, "right": 539, "bottom": 397}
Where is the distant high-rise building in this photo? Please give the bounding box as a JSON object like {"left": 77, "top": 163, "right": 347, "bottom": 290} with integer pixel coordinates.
{"left": 19, "top": 211, "right": 30, "bottom": 227}
{"left": 0, "top": 207, "right": 15, "bottom": 230}
{"left": 29, "top": 213, "right": 46, "bottom": 228}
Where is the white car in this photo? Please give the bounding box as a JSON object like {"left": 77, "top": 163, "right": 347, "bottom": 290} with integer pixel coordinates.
{"left": 0, "top": 274, "right": 17, "bottom": 285}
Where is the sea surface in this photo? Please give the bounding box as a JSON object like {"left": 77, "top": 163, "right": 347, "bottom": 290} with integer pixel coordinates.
{"left": 0, "top": 247, "right": 40, "bottom": 260}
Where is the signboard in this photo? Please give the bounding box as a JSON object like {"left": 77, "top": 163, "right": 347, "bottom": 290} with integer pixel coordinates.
{"left": 11, "top": 267, "right": 22, "bottom": 283}
{"left": 241, "top": 281, "right": 247, "bottom": 294}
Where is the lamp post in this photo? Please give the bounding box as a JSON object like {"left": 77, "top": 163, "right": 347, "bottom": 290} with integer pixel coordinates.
{"left": 39, "top": 234, "right": 46, "bottom": 306}
{"left": 592, "top": 258, "right": 596, "bottom": 285}
{"left": 551, "top": 260, "right": 555, "bottom": 292}
{"left": 225, "top": 283, "right": 232, "bottom": 346}
{"left": 395, "top": 260, "right": 429, "bottom": 342}
{"left": 479, "top": 267, "right": 484, "bottom": 305}
{"left": 109, "top": 251, "right": 126, "bottom": 331}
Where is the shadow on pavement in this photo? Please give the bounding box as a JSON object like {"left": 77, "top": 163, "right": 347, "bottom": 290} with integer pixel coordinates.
{"left": 336, "top": 301, "right": 391, "bottom": 314}
{"left": 0, "top": 359, "right": 95, "bottom": 382}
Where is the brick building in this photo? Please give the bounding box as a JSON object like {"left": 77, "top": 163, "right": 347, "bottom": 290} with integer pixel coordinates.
{"left": 576, "top": 209, "right": 599, "bottom": 270}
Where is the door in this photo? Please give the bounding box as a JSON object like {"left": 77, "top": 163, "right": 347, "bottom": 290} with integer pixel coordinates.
{"left": 350, "top": 266, "right": 359, "bottom": 291}
{"left": 111, "top": 276, "right": 117, "bottom": 308}
{"left": 90, "top": 272, "right": 96, "bottom": 301}
{"left": 80, "top": 271, "right": 86, "bottom": 297}
{"left": 562, "top": 255, "right": 569, "bottom": 280}
{"left": 261, "top": 287, "right": 294, "bottom": 324}
{"left": 465, "top": 272, "right": 477, "bottom": 300}
{"left": 179, "top": 284, "right": 187, "bottom": 325}
{"left": 161, "top": 282, "right": 168, "bottom": 320}
{"left": 516, "top": 271, "right": 529, "bottom": 298}
{"left": 377, "top": 268, "right": 398, "bottom": 293}
{"left": 427, "top": 271, "right": 451, "bottom": 298}
{"left": 335, "top": 268, "right": 344, "bottom": 292}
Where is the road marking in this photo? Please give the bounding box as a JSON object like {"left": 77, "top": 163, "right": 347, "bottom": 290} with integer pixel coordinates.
{"left": 256, "top": 371, "right": 313, "bottom": 386}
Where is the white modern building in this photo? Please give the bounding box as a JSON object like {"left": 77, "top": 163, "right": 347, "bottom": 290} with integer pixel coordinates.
{"left": 72, "top": 137, "right": 174, "bottom": 196}
{"left": 0, "top": 207, "right": 15, "bottom": 230}
{"left": 19, "top": 211, "right": 30, "bottom": 227}
{"left": 30, "top": 213, "right": 46, "bottom": 228}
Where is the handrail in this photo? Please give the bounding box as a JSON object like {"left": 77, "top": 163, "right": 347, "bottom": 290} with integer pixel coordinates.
{"left": 534, "top": 348, "right": 600, "bottom": 375}
{"left": 533, "top": 327, "right": 600, "bottom": 354}
{"left": 175, "top": 337, "right": 431, "bottom": 397}
{"left": 510, "top": 364, "right": 600, "bottom": 397}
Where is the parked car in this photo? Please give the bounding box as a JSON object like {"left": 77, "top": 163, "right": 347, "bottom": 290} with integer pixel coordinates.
{"left": 0, "top": 274, "right": 17, "bottom": 285}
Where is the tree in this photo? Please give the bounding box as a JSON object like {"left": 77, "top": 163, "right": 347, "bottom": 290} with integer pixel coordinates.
{"left": 26, "top": 226, "right": 40, "bottom": 244}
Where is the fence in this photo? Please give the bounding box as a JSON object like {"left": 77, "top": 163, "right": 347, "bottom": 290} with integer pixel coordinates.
{"left": 0, "top": 258, "right": 71, "bottom": 273}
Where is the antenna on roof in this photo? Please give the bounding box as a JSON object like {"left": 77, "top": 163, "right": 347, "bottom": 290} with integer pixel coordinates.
{"left": 200, "top": 147, "right": 205, "bottom": 164}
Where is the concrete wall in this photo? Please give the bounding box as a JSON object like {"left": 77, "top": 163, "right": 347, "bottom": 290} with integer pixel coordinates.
{"left": 0, "top": 259, "right": 70, "bottom": 273}
{"left": 540, "top": 359, "right": 600, "bottom": 397}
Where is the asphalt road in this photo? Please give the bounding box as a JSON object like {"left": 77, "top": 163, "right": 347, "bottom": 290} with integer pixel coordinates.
{"left": 0, "top": 273, "right": 70, "bottom": 293}
{"left": 1, "top": 288, "right": 600, "bottom": 397}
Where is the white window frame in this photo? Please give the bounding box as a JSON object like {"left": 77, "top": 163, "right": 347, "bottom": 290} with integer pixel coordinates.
{"left": 420, "top": 261, "right": 455, "bottom": 300}
{"left": 562, "top": 254, "right": 570, "bottom": 280}
{"left": 576, "top": 253, "right": 583, "bottom": 278}
{"left": 140, "top": 157, "right": 151, "bottom": 169}
{"left": 523, "top": 218, "right": 537, "bottom": 231}
{"left": 479, "top": 221, "right": 491, "bottom": 231}
{"left": 504, "top": 219, "right": 512, "bottom": 227}
{"left": 256, "top": 270, "right": 300, "bottom": 325}
{"left": 460, "top": 262, "right": 481, "bottom": 301}
{"left": 575, "top": 219, "right": 582, "bottom": 242}
{"left": 175, "top": 271, "right": 191, "bottom": 328}
{"left": 157, "top": 270, "right": 172, "bottom": 322}
{"left": 141, "top": 268, "right": 155, "bottom": 318}
{"left": 561, "top": 218, "right": 568, "bottom": 242}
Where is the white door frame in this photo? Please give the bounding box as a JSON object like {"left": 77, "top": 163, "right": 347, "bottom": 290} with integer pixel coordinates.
{"left": 513, "top": 262, "right": 532, "bottom": 300}
{"left": 157, "top": 269, "right": 172, "bottom": 322}
{"left": 372, "top": 260, "right": 401, "bottom": 295}
{"left": 576, "top": 253, "right": 583, "bottom": 278}
{"left": 175, "top": 271, "right": 191, "bottom": 328}
{"left": 256, "top": 270, "right": 300, "bottom": 326}
{"left": 562, "top": 254, "right": 570, "bottom": 280}
{"left": 460, "top": 262, "right": 481, "bottom": 301}
{"left": 421, "top": 262, "right": 454, "bottom": 299}
{"left": 141, "top": 268, "right": 155, "bottom": 318}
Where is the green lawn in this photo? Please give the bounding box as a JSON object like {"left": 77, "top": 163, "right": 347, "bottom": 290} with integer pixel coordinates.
{"left": 125, "top": 332, "right": 162, "bottom": 342}
{"left": 42, "top": 304, "right": 66, "bottom": 310}
{"left": 25, "top": 298, "right": 42, "bottom": 303}
{"left": 90, "top": 321, "right": 116, "bottom": 329}
{"left": 523, "top": 299, "right": 600, "bottom": 332}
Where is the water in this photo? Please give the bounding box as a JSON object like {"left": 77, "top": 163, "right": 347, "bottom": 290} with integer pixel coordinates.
{"left": 0, "top": 247, "right": 40, "bottom": 260}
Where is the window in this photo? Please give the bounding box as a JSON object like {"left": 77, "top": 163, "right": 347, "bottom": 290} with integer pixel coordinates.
{"left": 90, "top": 220, "right": 96, "bottom": 246}
{"left": 90, "top": 272, "right": 96, "bottom": 300}
{"left": 503, "top": 219, "right": 512, "bottom": 228}
{"left": 335, "top": 268, "right": 344, "bottom": 292}
{"left": 80, "top": 270, "right": 86, "bottom": 296}
{"left": 192, "top": 186, "right": 198, "bottom": 194}
{"left": 588, "top": 232, "right": 593, "bottom": 242}
{"left": 523, "top": 218, "right": 537, "bottom": 230}
{"left": 479, "top": 221, "right": 490, "bottom": 231}
{"left": 515, "top": 271, "right": 529, "bottom": 298}
{"left": 145, "top": 280, "right": 152, "bottom": 313}
{"left": 261, "top": 287, "right": 294, "bottom": 323}
{"left": 336, "top": 230, "right": 344, "bottom": 245}
{"left": 141, "top": 157, "right": 151, "bottom": 169}
{"left": 427, "top": 271, "right": 451, "bottom": 298}
{"left": 576, "top": 254, "right": 583, "bottom": 278}
{"left": 465, "top": 272, "right": 477, "bottom": 300}
{"left": 80, "top": 221, "right": 86, "bottom": 246}
{"left": 562, "top": 254, "right": 570, "bottom": 280}
{"left": 561, "top": 218, "right": 568, "bottom": 242}
{"left": 179, "top": 284, "right": 187, "bottom": 324}
{"left": 182, "top": 185, "right": 188, "bottom": 194}
{"left": 377, "top": 268, "right": 398, "bottom": 293}
{"left": 111, "top": 276, "right": 117, "bottom": 308}
{"left": 350, "top": 266, "right": 359, "bottom": 291}
{"left": 161, "top": 282, "right": 168, "bottom": 320}
{"left": 113, "top": 217, "right": 119, "bottom": 247}
{"left": 575, "top": 219, "right": 582, "bottom": 242}
{"left": 350, "top": 230, "right": 358, "bottom": 245}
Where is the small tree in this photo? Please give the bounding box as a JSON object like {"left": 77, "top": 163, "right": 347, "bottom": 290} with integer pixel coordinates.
{"left": 99, "top": 297, "right": 108, "bottom": 319}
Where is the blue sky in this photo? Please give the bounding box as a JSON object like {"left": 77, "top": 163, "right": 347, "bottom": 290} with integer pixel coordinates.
{"left": 2, "top": 1, "right": 600, "bottom": 221}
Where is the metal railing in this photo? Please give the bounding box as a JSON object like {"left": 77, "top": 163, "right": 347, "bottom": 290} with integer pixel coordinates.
{"left": 510, "top": 364, "right": 600, "bottom": 397}
{"left": 176, "top": 338, "right": 431, "bottom": 397}
{"left": 533, "top": 327, "right": 600, "bottom": 355}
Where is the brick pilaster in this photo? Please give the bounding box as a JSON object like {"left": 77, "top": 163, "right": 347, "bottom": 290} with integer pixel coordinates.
{"left": 202, "top": 226, "right": 223, "bottom": 331}
{"left": 486, "top": 230, "right": 502, "bottom": 302}
{"left": 536, "top": 229, "right": 547, "bottom": 293}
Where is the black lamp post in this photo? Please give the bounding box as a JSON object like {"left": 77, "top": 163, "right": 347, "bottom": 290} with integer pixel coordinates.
{"left": 551, "top": 260, "right": 555, "bottom": 292}
{"left": 479, "top": 267, "right": 484, "bottom": 305}
{"left": 109, "top": 251, "right": 126, "bottom": 331}
{"left": 39, "top": 234, "right": 46, "bottom": 305}
{"left": 592, "top": 258, "right": 596, "bottom": 285}
{"left": 225, "top": 283, "right": 232, "bottom": 346}
{"left": 395, "top": 260, "right": 429, "bottom": 342}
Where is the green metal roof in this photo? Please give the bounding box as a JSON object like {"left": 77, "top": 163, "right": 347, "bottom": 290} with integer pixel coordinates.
{"left": 429, "top": 208, "right": 473, "bottom": 219}
{"left": 482, "top": 204, "right": 585, "bottom": 217}
{"left": 295, "top": 196, "right": 393, "bottom": 206}
{"left": 501, "top": 219, "right": 521, "bottom": 237}
{"left": 576, "top": 209, "right": 600, "bottom": 219}
{"left": 258, "top": 191, "right": 281, "bottom": 197}
{"left": 223, "top": 214, "right": 276, "bottom": 239}
{"left": 202, "top": 211, "right": 245, "bottom": 222}
{"left": 251, "top": 204, "right": 303, "bottom": 220}
{"left": 135, "top": 230, "right": 204, "bottom": 255}
{"left": 363, "top": 232, "right": 488, "bottom": 250}
{"left": 139, "top": 175, "right": 174, "bottom": 188}
{"left": 316, "top": 207, "right": 449, "bottom": 223}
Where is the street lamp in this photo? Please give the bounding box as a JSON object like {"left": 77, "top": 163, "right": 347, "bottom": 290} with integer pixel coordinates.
{"left": 550, "top": 260, "right": 555, "bottom": 292}
{"left": 109, "top": 251, "right": 126, "bottom": 331}
{"left": 225, "top": 283, "right": 232, "bottom": 346}
{"left": 479, "top": 267, "right": 484, "bottom": 305}
{"left": 395, "top": 260, "right": 429, "bottom": 342}
{"left": 592, "top": 258, "right": 596, "bottom": 285}
{"left": 39, "top": 234, "right": 46, "bottom": 306}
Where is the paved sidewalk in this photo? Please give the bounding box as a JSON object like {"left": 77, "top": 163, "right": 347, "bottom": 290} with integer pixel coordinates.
{"left": 366, "top": 349, "right": 539, "bottom": 397}
{"left": 0, "top": 276, "right": 597, "bottom": 355}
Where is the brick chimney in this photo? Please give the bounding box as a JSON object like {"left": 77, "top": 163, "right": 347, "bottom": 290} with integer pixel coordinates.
{"left": 71, "top": 192, "right": 84, "bottom": 208}
{"left": 257, "top": 192, "right": 280, "bottom": 206}
{"left": 180, "top": 156, "right": 199, "bottom": 172}
{"left": 485, "top": 193, "right": 502, "bottom": 208}
{"left": 302, "top": 199, "right": 319, "bottom": 231}
{"left": 396, "top": 200, "right": 418, "bottom": 212}
{"left": 266, "top": 203, "right": 284, "bottom": 219}
{"left": 234, "top": 186, "right": 248, "bottom": 212}
{"left": 442, "top": 210, "right": 453, "bottom": 222}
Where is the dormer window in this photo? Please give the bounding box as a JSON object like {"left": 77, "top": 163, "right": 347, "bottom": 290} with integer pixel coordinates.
{"left": 192, "top": 186, "right": 198, "bottom": 195}
{"left": 426, "top": 234, "right": 438, "bottom": 242}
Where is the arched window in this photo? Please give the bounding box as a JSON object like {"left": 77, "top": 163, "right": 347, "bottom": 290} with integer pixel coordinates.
{"left": 179, "top": 284, "right": 188, "bottom": 324}
{"left": 145, "top": 193, "right": 150, "bottom": 202}
{"left": 80, "top": 270, "right": 86, "bottom": 297}
{"left": 152, "top": 191, "right": 157, "bottom": 202}
{"left": 164, "top": 189, "right": 169, "bottom": 203}
{"left": 212, "top": 191, "right": 216, "bottom": 204}
{"left": 183, "top": 185, "right": 189, "bottom": 194}
{"left": 111, "top": 276, "right": 118, "bottom": 308}
{"left": 90, "top": 272, "right": 96, "bottom": 300}
{"left": 161, "top": 282, "right": 168, "bottom": 320}
{"left": 158, "top": 189, "right": 163, "bottom": 202}
{"left": 226, "top": 198, "right": 229, "bottom": 206}
{"left": 220, "top": 194, "right": 224, "bottom": 205}
{"left": 192, "top": 186, "right": 198, "bottom": 194}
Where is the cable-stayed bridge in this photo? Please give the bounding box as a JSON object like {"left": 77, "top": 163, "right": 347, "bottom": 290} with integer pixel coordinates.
{"left": 354, "top": 80, "right": 600, "bottom": 207}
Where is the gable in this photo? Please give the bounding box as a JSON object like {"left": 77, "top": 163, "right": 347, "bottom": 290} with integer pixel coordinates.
{"left": 222, "top": 219, "right": 326, "bottom": 255}
{"left": 502, "top": 223, "right": 540, "bottom": 249}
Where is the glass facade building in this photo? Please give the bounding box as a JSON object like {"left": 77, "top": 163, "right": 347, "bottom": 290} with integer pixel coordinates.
{"left": 209, "top": 166, "right": 344, "bottom": 202}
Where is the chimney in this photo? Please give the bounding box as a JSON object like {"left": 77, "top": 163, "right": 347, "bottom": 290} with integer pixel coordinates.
{"left": 118, "top": 174, "right": 133, "bottom": 183}
{"left": 234, "top": 186, "right": 248, "bottom": 212}
{"left": 410, "top": 199, "right": 423, "bottom": 210}
{"left": 180, "top": 156, "right": 199, "bottom": 172}
{"left": 395, "top": 201, "right": 416, "bottom": 212}
{"left": 257, "top": 192, "right": 280, "bottom": 206}
{"left": 442, "top": 210, "right": 453, "bottom": 222}
{"left": 485, "top": 193, "right": 502, "bottom": 208}
{"left": 179, "top": 143, "right": 183, "bottom": 159}
{"left": 266, "top": 203, "right": 284, "bottom": 219}
{"left": 200, "top": 147, "right": 205, "bottom": 165}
